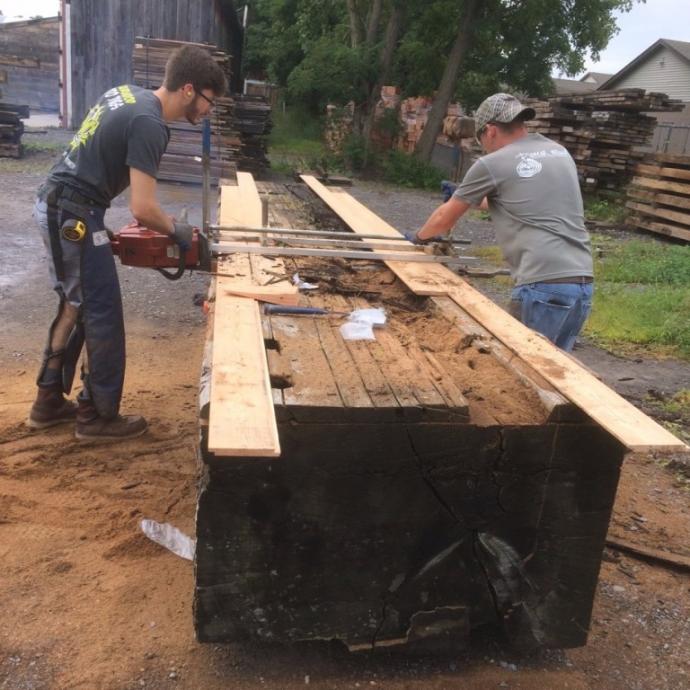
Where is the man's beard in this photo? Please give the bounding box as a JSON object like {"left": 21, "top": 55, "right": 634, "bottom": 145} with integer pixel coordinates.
{"left": 185, "top": 100, "right": 204, "bottom": 125}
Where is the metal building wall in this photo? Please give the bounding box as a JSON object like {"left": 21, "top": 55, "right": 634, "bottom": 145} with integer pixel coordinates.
{"left": 0, "top": 17, "right": 60, "bottom": 111}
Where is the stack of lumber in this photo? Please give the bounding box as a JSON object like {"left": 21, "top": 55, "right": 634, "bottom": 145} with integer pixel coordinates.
{"left": 218, "top": 95, "right": 272, "bottom": 175}
{"left": 132, "top": 36, "right": 231, "bottom": 88}
{"left": 132, "top": 37, "right": 271, "bottom": 182}
{"left": 398, "top": 96, "right": 463, "bottom": 152}
{"left": 626, "top": 152, "right": 690, "bottom": 241}
{"left": 527, "top": 89, "right": 683, "bottom": 192}
{"left": 0, "top": 102, "right": 29, "bottom": 158}
{"left": 324, "top": 104, "right": 353, "bottom": 154}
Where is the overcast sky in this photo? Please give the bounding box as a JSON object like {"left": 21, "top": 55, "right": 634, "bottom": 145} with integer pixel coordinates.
{"left": 0, "top": 0, "right": 688, "bottom": 79}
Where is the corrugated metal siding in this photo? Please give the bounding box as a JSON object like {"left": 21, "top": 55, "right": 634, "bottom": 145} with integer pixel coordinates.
{"left": 68, "top": 0, "right": 239, "bottom": 128}
{"left": 0, "top": 18, "right": 59, "bottom": 110}
{"left": 613, "top": 47, "right": 690, "bottom": 102}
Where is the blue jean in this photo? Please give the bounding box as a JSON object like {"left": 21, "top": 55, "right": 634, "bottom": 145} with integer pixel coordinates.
{"left": 510, "top": 282, "right": 593, "bottom": 352}
{"left": 35, "top": 197, "right": 125, "bottom": 418}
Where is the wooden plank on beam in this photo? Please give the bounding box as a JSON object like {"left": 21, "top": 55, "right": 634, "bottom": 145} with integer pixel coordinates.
{"left": 208, "top": 174, "right": 281, "bottom": 457}
{"left": 208, "top": 296, "right": 280, "bottom": 456}
{"left": 300, "top": 175, "right": 689, "bottom": 454}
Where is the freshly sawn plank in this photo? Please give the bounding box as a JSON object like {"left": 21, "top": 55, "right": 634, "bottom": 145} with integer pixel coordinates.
{"left": 300, "top": 175, "right": 688, "bottom": 453}
{"left": 208, "top": 174, "right": 281, "bottom": 457}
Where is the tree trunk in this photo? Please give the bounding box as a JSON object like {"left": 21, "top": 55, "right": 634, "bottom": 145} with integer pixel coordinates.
{"left": 414, "top": 0, "right": 478, "bottom": 162}
{"left": 346, "top": 0, "right": 363, "bottom": 47}
{"left": 362, "top": 3, "right": 402, "bottom": 148}
{"left": 365, "top": 0, "right": 383, "bottom": 45}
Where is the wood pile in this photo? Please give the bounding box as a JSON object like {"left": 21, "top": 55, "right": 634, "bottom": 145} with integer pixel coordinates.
{"left": 398, "top": 97, "right": 464, "bottom": 152}
{"left": 325, "top": 87, "right": 472, "bottom": 155}
{"left": 324, "top": 104, "right": 353, "bottom": 154}
{"left": 0, "top": 101, "right": 29, "bottom": 158}
{"left": 626, "top": 152, "right": 690, "bottom": 241}
{"left": 527, "top": 89, "right": 683, "bottom": 192}
{"left": 132, "top": 37, "right": 271, "bottom": 183}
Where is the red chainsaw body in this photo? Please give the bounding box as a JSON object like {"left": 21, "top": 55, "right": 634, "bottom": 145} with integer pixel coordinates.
{"left": 111, "top": 221, "right": 200, "bottom": 269}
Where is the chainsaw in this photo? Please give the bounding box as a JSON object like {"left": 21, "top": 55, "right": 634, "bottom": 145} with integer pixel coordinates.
{"left": 110, "top": 220, "right": 211, "bottom": 281}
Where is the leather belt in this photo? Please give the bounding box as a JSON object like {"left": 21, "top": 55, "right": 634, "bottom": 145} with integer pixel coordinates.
{"left": 539, "top": 276, "right": 593, "bottom": 284}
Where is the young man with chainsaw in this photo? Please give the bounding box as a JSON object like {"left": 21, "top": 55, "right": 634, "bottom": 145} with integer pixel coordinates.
{"left": 29, "top": 46, "right": 226, "bottom": 440}
{"left": 410, "top": 93, "right": 593, "bottom": 352}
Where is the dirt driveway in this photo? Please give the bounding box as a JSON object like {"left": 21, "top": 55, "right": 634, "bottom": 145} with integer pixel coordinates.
{"left": 0, "top": 137, "right": 688, "bottom": 689}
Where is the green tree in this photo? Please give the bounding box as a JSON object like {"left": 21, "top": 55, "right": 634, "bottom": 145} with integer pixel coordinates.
{"left": 243, "top": 0, "right": 637, "bottom": 161}
{"left": 414, "top": 0, "right": 636, "bottom": 161}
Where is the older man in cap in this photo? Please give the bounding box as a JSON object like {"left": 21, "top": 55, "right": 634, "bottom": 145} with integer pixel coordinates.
{"left": 411, "top": 93, "right": 593, "bottom": 352}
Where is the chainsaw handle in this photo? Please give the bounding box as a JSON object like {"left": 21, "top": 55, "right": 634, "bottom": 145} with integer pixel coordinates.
{"left": 155, "top": 246, "right": 187, "bottom": 281}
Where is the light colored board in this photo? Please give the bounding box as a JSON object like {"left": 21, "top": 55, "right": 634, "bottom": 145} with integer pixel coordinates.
{"left": 301, "top": 175, "right": 689, "bottom": 453}
{"left": 629, "top": 217, "right": 690, "bottom": 242}
{"left": 626, "top": 201, "right": 690, "bottom": 228}
{"left": 218, "top": 180, "right": 299, "bottom": 305}
{"left": 216, "top": 252, "right": 299, "bottom": 306}
{"left": 628, "top": 187, "right": 690, "bottom": 212}
{"left": 208, "top": 174, "right": 282, "bottom": 457}
{"left": 636, "top": 163, "right": 690, "bottom": 182}
{"left": 631, "top": 176, "right": 690, "bottom": 197}
{"left": 443, "top": 281, "right": 688, "bottom": 453}
{"left": 300, "top": 175, "right": 459, "bottom": 293}
{"left": 208, "top": 297, "right": 280, "bottom": 456}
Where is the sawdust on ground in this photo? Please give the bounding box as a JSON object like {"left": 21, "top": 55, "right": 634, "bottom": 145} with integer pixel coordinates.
{"left": 1, "top": 147, "right": 689, "bottom": 689}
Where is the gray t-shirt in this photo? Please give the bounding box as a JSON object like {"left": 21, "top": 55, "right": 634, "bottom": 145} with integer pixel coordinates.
{"left": 48, "top": 85, "right": 170, "bottom": 207}
{"left": 454, "top": 133, "right": 593, "bottom": 286}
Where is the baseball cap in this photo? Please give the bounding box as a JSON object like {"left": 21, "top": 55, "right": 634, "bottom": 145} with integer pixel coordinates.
{"left": 474, "top": 93, "right": 536, "bottom": 134}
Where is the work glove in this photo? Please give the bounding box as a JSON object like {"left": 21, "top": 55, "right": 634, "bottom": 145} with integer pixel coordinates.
{"left": 441, "top": 180, "right": 458, "bottom": 202}
{"left": 171, "top": 221, "right": 194, "bottom": 253}
{"left": 403, "top": 230, "right": 429, "bottom": 245}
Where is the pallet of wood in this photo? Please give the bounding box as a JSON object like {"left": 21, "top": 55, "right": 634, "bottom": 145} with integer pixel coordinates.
{"left": 132, "top": 37, "right": 271, "bottom": 183}
{"left": 626, "top": 152, "right": 690, "bottom": 241}
{"left": 527, "top": 89, "right": 683, "bottom": 192}
{"left": 0, "top": 101, "right": 29, "bottom": 158}
{"left": 194, "top": 174, "right": 687, "bottom": 651}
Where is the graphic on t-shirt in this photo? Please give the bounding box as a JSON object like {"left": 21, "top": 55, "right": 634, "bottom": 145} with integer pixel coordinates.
{"left": 516, "top": 157, "right": 542, "bottom": 178}
{"left": 68, "top": 104, "right": 105, "bottom": 153}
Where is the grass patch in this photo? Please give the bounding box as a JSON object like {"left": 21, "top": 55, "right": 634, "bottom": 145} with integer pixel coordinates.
{"left": 583, "top": 194, "right": 627, "bottom": 224}
{"left": 268, "top": 107, "right": 327, "bottom": 174}
{"left": 379, "top": 149, "right": 445, "bottom": 190}
{"left": 269, "top": 107, "right": 324, "bottom": 155}
{"left": 585, "top": 236, "right": 690, "bottom": 359}
{"left": 644, "top": 389, "right": 690, "bottom": 446}
{"left": 471, "top": 245, "right": 504, "bottom": 264}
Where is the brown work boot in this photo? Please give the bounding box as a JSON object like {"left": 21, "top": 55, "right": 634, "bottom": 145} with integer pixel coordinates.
{"left": 75, "top": 399, "right": 148, "bottom": 441}
{"left": 28, "top": 385, "right": 78, "bottom": 429}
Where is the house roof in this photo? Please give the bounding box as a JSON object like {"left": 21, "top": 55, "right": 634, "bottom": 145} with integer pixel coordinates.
{"left": 579, "top": 71, "right": 612, "bottom": 85}
{"left": 600, "top": 38, "right": 690, "bottom": 90}
{"left": 552, "top": 78, "right": 598, "bottom": 95}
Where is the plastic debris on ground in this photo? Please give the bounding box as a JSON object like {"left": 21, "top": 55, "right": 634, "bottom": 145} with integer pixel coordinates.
{"left": 292, "top": 273, "right": 319, "bottom": 290}
{"left": 340, "top": 307, "right": 387, "bottom": 341}
{"left": 140, "top": 518, "right": 196, "bottom": 560}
